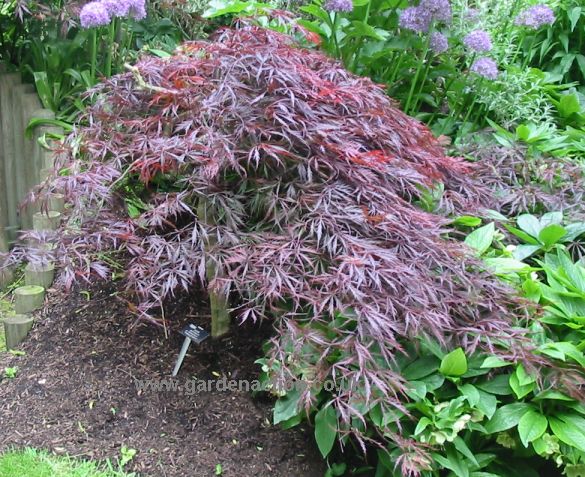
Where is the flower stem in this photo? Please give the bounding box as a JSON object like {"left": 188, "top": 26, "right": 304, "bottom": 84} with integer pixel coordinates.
{"left": 404, "top": 31, "right": 432, "bottom": 115}
{"left": 411, "top": 53, "right": 434, "bottom": 114}
{"left": 104, "top": 19, "right": 116, "bottom": 77}
{"left": 521, "top": 33, "right": 538, "bottom": 69}
{"left": 330, "top": 12, "right": 342, "bottom": 61}
{"left": 90, "top": 29, "right": 97, "bottom": 81}
{"left": 351, "top": 0, "right": 372, "bottom": 71}
{"left": 428, "top": 75, "right": 456, "bottom": 125}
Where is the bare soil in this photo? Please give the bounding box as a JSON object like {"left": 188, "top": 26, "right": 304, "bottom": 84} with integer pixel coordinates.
{"left": 0, "top": 284, "right": 326, "bottom": 477}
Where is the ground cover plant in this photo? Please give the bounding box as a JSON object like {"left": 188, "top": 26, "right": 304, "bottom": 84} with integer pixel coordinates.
{"left": 4, "top": 20, "right": 585, "bottom": 476}
{"left": 0, "top": 448, "right": 136, "bottom": 477}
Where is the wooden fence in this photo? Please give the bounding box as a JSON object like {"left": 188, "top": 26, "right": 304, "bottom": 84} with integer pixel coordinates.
{"left": 0, "top": 66, "right": 62, "bottom": 288}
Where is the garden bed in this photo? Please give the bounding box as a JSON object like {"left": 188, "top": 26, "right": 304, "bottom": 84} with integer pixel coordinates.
{"left": 0, "top": 284, "right": 325, "bottom": 476}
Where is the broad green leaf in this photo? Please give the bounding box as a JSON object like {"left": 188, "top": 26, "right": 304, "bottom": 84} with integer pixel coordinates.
{"left": 480, "top": 357, "right": 509, "bottom": 369}
{"left": 476, "top": 390, "right": 497, "bottom": 419}
{"left": 522, "top": 278, "right": 541, "bottom": 302}
{"left": 402, "top": 356, "right": 439, "bottom": 380}
{"left": 274, "top": 388, "right": 301, "bottom": 424}
{"left": 453, "top": 216, "right": 482, "bottom": 227}
{"left": 518, "top": 410, "right": 548, "bottom": 447}
{"left": 315, "top": 405, "right": 338, "bottom": 458}
{"left": 433, "top": 445, "right": 469, "bottom": 477}
{"left": 513, "top": 244, "right": 542, "bottom": 261}
{"left": 516, "top": 124, "right": 531, "bottom": 142}
{"left": 549, "top": 416, "right": 585, "bottom": 452}
{"left": 484, "top": 403, "right": 531, "bottom": 434}
{"left": 476, "top": 374, "right": 513, "bottom": 395}
{"left": 533, "top": 390, "right": 572, "bottom": 402}
{"left": 517, "top": 214, "right": 541, "bottom": 238}
{"left": 540, "top": 212, "right": 563, "bottom": 227}
{"left": 577, "top": 55, "right": 585, "bottom": 83}
{"left": 459, "top": 383, "right": 480, "bottom": 406}
{"left": 414, "top": 416, "right": 432, "bottom": 435}
{"left": 539, "top": 224, "right": 567, "bottom": 249}
{"left": 569, "top": 6, "right": 582, "bottom": 31}
{"left": 564, "top": 222, "right": 585, "bottom": 241}
{"left": 483, "top": 258, "right": 531, "bottom": 275}
{"left": 516, "top": 364, "right": 536, "bottom": 386}
{"left": 439, "top": 348, "right": 468, "bottom": 377}
{"left": 558, "top": 94, "right": 581, "bottom": 118}
{"left": 509, "top": 373, "right": 535, "bottom": 399}
{"left": 453, "top": 436, "right": 479, "bottom": 466}
{"left": 148, "top": 49, "right": 172, "bottom": 58}
{"left": 346, "top": 21, "right": 390, "bottom": 41}
{"left": 464, "top": 223, "right": 495, "bottom": 255}
{"left": 506, "top": 225, "right": 540, "bottom": 245}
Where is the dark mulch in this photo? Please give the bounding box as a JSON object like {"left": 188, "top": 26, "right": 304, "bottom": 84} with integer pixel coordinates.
{"left": 0, "top": 284, "right": 326, "bottom": 476}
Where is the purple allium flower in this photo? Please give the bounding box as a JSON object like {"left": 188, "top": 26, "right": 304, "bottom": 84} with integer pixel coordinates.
{"left": 128, "top": 0, "right": 147, "bottom": 19}
{"left": 100, "top": 0, "right": 130, "bottom": 17}
{"left": 514, "top": 4, "right": 555, "bottom": 29}
{"left": 430, "top": 32, "right": 448, "bottom": 53}
{"left": 79, "top": 1, "right": 111, "bottom": 28}
{"left": 470, "top": 57, "right": 498, "bottom": 80}
{"left": 324, "top": 0, "right": 353, "bottom": 12}
{"left": 399, "top": 7, "right": 432, "bottom": 33}
{"left": 463, "top": 30, "right": 493, "bottom": 52}
{"left": 420, "top": 0, "right": 452, "bottom": 23}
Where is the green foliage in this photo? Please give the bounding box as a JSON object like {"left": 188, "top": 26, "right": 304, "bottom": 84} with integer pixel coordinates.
{"left": 258, "top": 209, "right": 585, "bottom": 476}
{"left": 0, "top": 0, "right": 202, "bottom": 120}
{"left": 531, "top": 0, "right": 585, "bottom": 87}
{"left": 0, "top": 448, "right": 135, "bottom": 477}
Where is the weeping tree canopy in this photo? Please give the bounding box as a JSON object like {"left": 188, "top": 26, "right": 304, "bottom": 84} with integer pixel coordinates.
{"left": 6, "top": 22, "right": 562, "bottom": 456}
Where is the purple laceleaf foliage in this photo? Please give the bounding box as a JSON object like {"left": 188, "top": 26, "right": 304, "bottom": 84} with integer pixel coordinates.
{"left": 4, "top": 25, "right": 561, "bottom": 465}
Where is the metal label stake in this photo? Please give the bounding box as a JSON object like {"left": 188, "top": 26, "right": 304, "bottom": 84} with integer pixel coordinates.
{"left": 172, "top": 324, "right": 210, "bottom": 377}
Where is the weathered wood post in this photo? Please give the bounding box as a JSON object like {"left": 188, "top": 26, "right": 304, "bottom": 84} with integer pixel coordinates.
{"left": 14, "top": 285, "right": 46, "bottom": 314}
{"left": 11, "top": 83, "right": 36, "bottom": 230}
{"left": 3, "top": 314, "right": 34, "bottom": 350}
{"left": 0, "top": 71, "right": 22, "bottom": 242}
{"left": 32, "top": 211, "right": 62, "bottom": 231}
{"left": 21, "top": 93, "right": 43, "bottom": 227}
{"left": 198, "top": 198, "right": 230, "bottom": 338}
{"left": 25, "top": 262, "right": 55, "bottom": 289}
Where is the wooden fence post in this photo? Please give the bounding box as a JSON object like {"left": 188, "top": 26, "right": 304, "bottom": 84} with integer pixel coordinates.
{"left": 0, "top": 72, "right": 22, "bottom": 243}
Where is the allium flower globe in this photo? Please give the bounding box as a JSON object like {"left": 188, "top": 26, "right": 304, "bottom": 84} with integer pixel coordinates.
{"left": 79, "top": 0, "right": 146, "bottom": 26}
{"left": 430, "top": 32, "right": 448, "bottom": 53}
{"left": 463, "top": 30, "right": 492, "bottom": 52}
{"left": 470, "top": 57, "right": 498, "bottom": 80}
{"left": 128, "top": 0, "right": 147, "bottom": 20}
{"left": 420, "top": 0, "right": 452, "bottom": 23}
{"left": 100, "top": 0, "right": 130, "bottom": 17}
{"left": 324, "top": 0, "right": 353, "bottom": 12}
{"left": 515, "top": 4, "right": 555, "bottom": 29}
{"left": 399, "top": 7, "right": 431, "bottom": 33}
{"left": 79, "top": 1, "right": 111, "bottom": 28}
